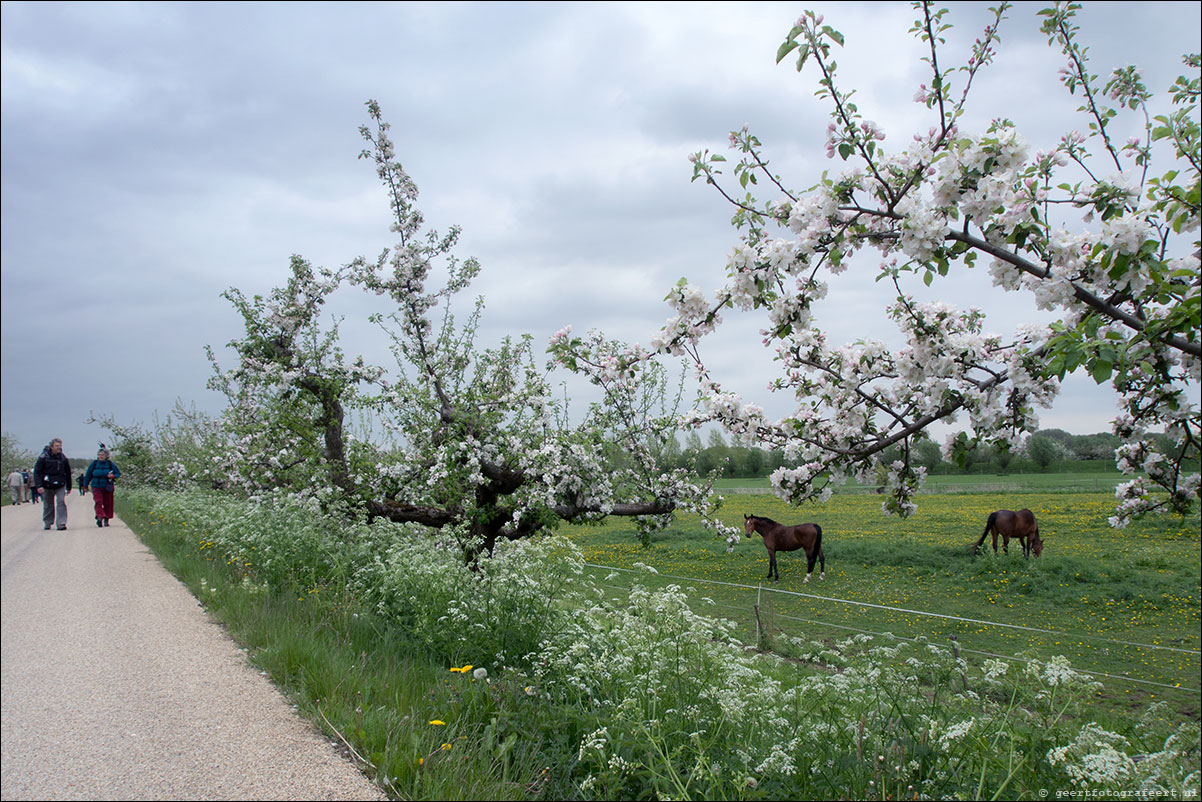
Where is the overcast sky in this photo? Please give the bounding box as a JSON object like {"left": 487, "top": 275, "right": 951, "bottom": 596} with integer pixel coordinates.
{"left": 2, "top": 1, "right": 1198, "bottom": 458}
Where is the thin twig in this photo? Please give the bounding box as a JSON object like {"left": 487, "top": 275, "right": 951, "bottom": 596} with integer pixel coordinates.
{"left": 318, "top": 706, "right": 400, "bottom": 797}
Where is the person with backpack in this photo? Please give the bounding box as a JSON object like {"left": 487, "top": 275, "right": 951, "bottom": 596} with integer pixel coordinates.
{"left": 33, "top": 438, "right": 72, "bottom": 530}
{"left": 83, "top": 447, "right": 121, "bottom": 527}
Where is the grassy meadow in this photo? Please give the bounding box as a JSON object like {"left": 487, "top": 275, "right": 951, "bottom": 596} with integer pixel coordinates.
{"left": 559, "top": 488, "right": 1201, "bottom": 717}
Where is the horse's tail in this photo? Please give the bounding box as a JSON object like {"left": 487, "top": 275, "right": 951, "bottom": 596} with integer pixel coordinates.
{"left": 973, "top": 512, "right": 997, "bottom": 554}
{"left": 814, "top": 524, "right": 824, "bottom": 563}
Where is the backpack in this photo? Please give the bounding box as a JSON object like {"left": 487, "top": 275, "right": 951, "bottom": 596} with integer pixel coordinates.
{"left": 41, "top": 453, "right": 68, "bottom": 488}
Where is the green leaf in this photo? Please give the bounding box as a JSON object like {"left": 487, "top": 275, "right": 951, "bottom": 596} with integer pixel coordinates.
{"left": 776, "top": 40, "right": 800, "bottom": 64}
{"left": 1107, "top": 253, "right": 1131, "bottom": 280}
{"left": 795, "top": 44, "right": 811, "bottom": 70}
{"left": 1090, "top": 361, "right": 1113, "bottom": 383}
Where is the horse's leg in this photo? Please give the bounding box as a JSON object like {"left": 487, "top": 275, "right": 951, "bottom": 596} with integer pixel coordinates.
{"left": 818, "top": 547, "right": 825, "bottom": 580}
{"left": 802, "top": 545, "right": 822, "bottom": 584}
{"left": 1002, "top": 533, "right": 1010, "bottom": 554}
{"left": 768, "top": 549, "right": 777, "bottom": 581}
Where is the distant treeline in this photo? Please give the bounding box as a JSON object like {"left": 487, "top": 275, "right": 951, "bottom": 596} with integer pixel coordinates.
{"left": 657, "top": 428, "right": 1190, "bottom": 478}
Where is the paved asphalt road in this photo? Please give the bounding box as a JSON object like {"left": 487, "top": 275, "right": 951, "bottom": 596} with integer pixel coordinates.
{"left": 1, "top": 490, "right": 385, "bottom": 800}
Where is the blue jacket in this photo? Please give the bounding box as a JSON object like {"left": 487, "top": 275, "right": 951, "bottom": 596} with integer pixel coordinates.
{"left": 84, "top": 459, "right": 121, "bottom": 490}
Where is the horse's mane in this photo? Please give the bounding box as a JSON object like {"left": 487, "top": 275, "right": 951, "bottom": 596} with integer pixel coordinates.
{"left": 748, "top": 514, "right": 779, "bottom": 525}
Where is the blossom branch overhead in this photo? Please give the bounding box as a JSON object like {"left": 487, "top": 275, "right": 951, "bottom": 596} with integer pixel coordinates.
{"left": 564, "top": 0, "right": 1199, "bottom": 526}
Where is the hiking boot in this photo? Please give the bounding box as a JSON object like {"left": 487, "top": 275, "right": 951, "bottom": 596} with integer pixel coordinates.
{"left": 103, "top": 519, "right": 110, "bottom": 527}
{"left": 96, "top": 517, "right": 103, "bottom": 527}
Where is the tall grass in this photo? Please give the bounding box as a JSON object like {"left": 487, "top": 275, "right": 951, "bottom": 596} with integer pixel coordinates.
{"left": 117, "top": 488, "right": 1201, "bottom": 800}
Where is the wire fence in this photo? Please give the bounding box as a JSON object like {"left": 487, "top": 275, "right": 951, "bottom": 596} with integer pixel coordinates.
{"left": 584, "top": 562, "right": 1202, "bottom": 695}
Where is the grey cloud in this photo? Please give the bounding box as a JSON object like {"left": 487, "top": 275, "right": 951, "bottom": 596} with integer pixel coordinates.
{"left": 2, "top": 1, "right": 1196, "bottom": 453}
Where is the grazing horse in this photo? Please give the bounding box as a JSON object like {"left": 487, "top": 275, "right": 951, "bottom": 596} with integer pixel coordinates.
{"left": 973, "top": 508, "right": 1043, "bottom": 558}
{"left": 744, "top": 514, "right": 825, "bottom": 583}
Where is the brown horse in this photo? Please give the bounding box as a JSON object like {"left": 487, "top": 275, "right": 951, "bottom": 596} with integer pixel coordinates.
{"left": 973, "top": 509, "right": 1043, "bottom": 558}
{"left": 744, "top": 514, "right": 825, "bottom": 583}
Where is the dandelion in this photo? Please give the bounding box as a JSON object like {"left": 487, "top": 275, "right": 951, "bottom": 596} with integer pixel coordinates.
{"left": 473, "top": 667, "right": 488, "bottom": 680}
{"left": 428, "top": 720, "right": 446, "bottom": 726}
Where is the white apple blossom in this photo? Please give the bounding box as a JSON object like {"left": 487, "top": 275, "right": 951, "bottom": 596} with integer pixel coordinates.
{"left": 634, "top": 2, "right": 1200, "bottom": 525}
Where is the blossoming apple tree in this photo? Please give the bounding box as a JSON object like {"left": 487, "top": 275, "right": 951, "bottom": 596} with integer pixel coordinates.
{"left": 559, "top": 1, "right": 1199, "bottom": 528}
{"left": 205, "top": 101, "right": 732, "bottom": 557}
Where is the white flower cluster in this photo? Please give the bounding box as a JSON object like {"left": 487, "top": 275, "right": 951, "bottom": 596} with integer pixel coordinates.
{"left": 1047, "top": 723, "right": 1135, "bottom": 790}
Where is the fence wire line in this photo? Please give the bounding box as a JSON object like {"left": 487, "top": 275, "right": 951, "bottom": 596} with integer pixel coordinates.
{"left": 593, "top": 580, "right": 1202, "bottom": 695}
{"left": 720, "top": 594, "right": 1201, "bottom": 694}
{"left": 584, "top": 563, "right": 1201, "bottom": 657}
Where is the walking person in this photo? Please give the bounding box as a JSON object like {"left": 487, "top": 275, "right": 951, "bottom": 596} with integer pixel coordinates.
{"left": 7, "top": 468, "right": 24, "bottom": 504}
{"left": 33, "top": 438, "right": 72, "bottom": 530}
{"left": 21, "top": 468, "right": 31, "bottom": 502}
{"left": 83, "top": 447, "right": 121, "bottom": 527}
